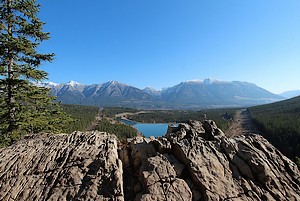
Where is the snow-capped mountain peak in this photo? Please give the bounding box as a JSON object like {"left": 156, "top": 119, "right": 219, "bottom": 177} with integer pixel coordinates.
{"left": 107, "top": 80, "right": 128, "bottom": 87}
{"left": 204, "top": 78, "right": 225, "bottom": 85}
{"left": 143, "top": 87, "right": 161, "bottom": 96}
{"left": 186, "top": 79, "right": 204, "bottom": 83}
{"left": 46, "top": 82, "right": 59, "bottom": 86}
{"left": 34, "top": 81, "right": 59, "bottom": 88}
{"left": 144, "top": 86, "right": 157, "bottom": 91}
{"left": 185, "top": 78, "right": 220, "bottom": 85}
{"left": 67, "top": 80, "right": 82, "bottom": 87}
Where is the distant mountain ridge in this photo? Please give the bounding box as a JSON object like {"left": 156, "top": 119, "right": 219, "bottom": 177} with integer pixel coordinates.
{"left": 43, "top": 79, "right": 284, "bottom": 109}
{"left": 279, "top": 90, "right": 300, "bottom": 99}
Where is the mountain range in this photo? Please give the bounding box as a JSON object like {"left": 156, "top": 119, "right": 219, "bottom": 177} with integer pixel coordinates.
{"left": 41, "top": 79, "right": 284, "bottom": 109}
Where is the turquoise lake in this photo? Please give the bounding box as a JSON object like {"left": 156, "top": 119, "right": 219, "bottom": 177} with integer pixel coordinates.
{"left": 120, "top": 119, "right": 171, "bottom": 137}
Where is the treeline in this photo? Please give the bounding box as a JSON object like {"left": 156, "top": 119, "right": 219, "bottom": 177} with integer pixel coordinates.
{"left": 96, "top": 118, "right": 138, "bottom": 140}
{"left": 249, "top": 96, "right": 300, "bottom": 167}
{"left": 61, "top": 104, "right": 99, "bottom": 133}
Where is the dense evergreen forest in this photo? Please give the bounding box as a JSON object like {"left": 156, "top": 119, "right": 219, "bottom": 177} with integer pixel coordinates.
{"left": 62, "top": 105, "right": 138, "bottom": 139}
{"left": 249, "top": 96, "right": 300, "bottom": 166}
{"left": 96, "top": 119, "right": 138, "bottom": 140}
{"left": 61, "top": 105, "right": 99, "bottom": 133}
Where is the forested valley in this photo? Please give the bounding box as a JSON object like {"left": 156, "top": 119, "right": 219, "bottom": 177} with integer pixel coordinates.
{"left": 61, "top": 105, "right": 138, "bottom": 140}
{"left": 3, "top": 99, "right": 300, "bottom": 169}
{"left": 61, "top": 105, "right": 99, "bottom": 133}
{"left": 102, "top": 104, "right": 300, "bottom": 168}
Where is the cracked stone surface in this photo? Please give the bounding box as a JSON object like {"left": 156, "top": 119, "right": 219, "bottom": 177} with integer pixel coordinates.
{"left": 0, "top": 131, "right": 124, "bottom": 201}
{"left": 0, "top": 120, "right": 299, "bottom": 201}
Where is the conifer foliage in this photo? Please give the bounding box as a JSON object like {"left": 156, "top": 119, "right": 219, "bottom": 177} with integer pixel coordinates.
{"left": 0, "top": 0, "right": 71, "bottom": 145}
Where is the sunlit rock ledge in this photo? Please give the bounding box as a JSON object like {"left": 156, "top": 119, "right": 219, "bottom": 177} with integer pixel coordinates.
{"left": 0, "top": 120, "right": 299, "bottom": 201}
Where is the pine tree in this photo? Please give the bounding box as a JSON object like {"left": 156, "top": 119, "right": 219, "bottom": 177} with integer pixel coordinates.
{"left": 0, "top": 0, "right": 71, "bottom": 145}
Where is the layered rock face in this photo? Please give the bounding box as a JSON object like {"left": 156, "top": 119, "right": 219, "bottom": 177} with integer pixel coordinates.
{"left": 0, "top": 121, "right": 299, "bottom": 201}
{"left": 0, "top": 132, "right": 124, "bottom": 201}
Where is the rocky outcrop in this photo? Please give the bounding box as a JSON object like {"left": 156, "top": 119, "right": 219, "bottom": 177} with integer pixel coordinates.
{"left": 0, "top": 131, "right": 124, "bottom": 201}
{"left": 121, "top": 120, "right": 300, "bottom": 201}
{"left": 0, "top": 120, "right": 299, "bottom": 201}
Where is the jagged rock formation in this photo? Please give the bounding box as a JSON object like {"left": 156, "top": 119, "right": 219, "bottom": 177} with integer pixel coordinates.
{"left": 121, "top": 120, "right": 300, "bottom": 200}
{"left": 0, "top": 121, "right": 299, "bottom": 201}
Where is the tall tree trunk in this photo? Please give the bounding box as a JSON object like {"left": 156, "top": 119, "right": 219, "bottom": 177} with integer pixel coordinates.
{"left": 6, "top": 0, "right": 16, "bottom": 133}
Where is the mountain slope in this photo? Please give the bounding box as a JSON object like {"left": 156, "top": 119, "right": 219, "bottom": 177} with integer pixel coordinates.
{"left": 161, "top": 79, "right": 283, "bottom": 107}
{"left": 51, "top": 81, "right": 86, "bottom": 104}
{"left": 50, "top": 81, "right": 155, "bottom": 107}
{"left": 143, "top": 87, "right": 161, "bottom": 97}
{"left": 280, "top": 90, "right": 300, "bottom": 99}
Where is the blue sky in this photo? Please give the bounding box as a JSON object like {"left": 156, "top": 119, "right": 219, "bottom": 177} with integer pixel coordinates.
{"left": 38, "top": 0, "right": 300, "bottom": 93}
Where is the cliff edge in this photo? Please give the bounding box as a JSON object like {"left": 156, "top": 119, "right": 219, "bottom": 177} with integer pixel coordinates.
{"left": 0, "top": 120, "right": 299, "bottom": 200}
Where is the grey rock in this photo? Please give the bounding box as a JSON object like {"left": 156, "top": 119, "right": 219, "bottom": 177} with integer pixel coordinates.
{"left": 121, "top": 121, "right": 300, "bottom": 201}
{"left": 1, "top": 121, "right": 299, "bottom": 201}
{"left": 0, "top": 131, "right": 124, "bottom": 201}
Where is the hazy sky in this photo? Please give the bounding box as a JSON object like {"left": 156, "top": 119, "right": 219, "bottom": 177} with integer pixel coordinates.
{"left": 38, "top": 0, "right": 300, "bottom": 93}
